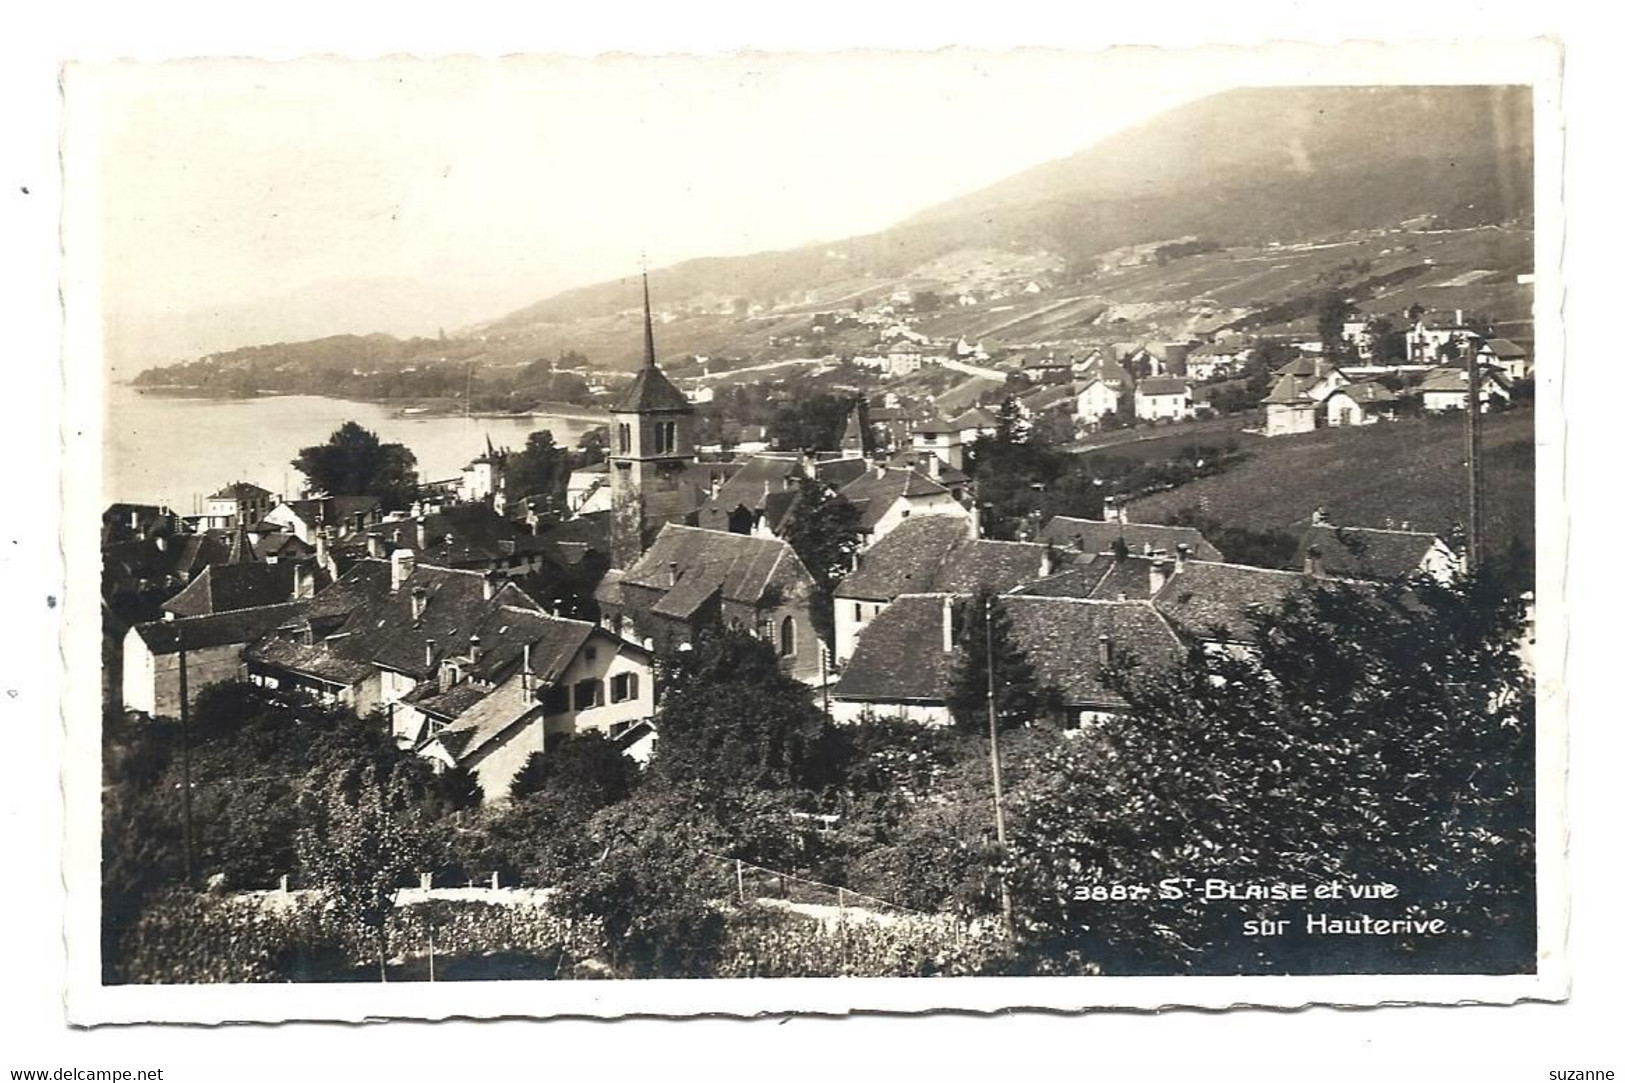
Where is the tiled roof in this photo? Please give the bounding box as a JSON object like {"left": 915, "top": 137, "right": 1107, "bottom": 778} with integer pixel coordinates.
{"left": 1263, "top": 374, "right": 1318, "bottom": 405}
{"left": 832, "top": 593, "right": 1183, "bottom": 708}
{"left": 1136, "top": 377, "right": 1191, "bottom": 397}
{"left": 255, "top": 533, "right": 312, "bottom": 559}
{"left": 372, "top": 504, "right": 548, "bottom": 567}
{"left": 837, "top": 466, "right": 953, "bottom": 531}
{"left": 912, "top": 416, "right": 958, "bottom": 435}
{"left": 1151, "top": 561, "right": 1314, "bottom": 646}
{"left": 612, "top": 365, "right": 693, "bottom": 413}
{"left": 1485, "top": 337, "right": 1527, "bottom": 359}
{"left": 1005, "top": 559, "right": 1114, "bottom": 599}
{"left": 696, "top": 455, "right": 803, "bottom": 520}
{"left": 1037, "top": 516, "right": 1224, "bottom": 562}
{"left": 836, "top": 517, "right": 1052, "bottom": 600}
{"left": 208, "top": 482, "right": 272, "bottom": 501}
{"left": 163, "top": 561, "right": 298, "bottom": 617}
{"left": 1272, "top": 356, "right": 1319, "bottom": 377}
{"left": 620, "top": 524, "right": 801, "bottom": 615}
{"left": 134, "top": 601, "right": 308, "bottom": 655}
{"left": 1330, "top": 381, "right": 1397, "bottom": 405}
{"left": 950, "top": 407, "right": 997, "bottom": 429}
{"left": 248, "top": 634, "right": 375, "bottom": 685}
{"left": 1415, "top": 366, "right": 1510, "bottom": 394}
{"left": 1299, "top": 524, "right": 1449, "bottom": 581}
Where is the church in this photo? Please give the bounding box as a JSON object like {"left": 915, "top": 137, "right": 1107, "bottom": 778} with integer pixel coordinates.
{"left": 595, "top": 276, "right": 826, "bottom": 683}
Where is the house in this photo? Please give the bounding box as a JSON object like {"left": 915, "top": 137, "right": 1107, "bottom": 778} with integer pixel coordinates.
{"left": 595, "top": 524, "right": 825, "bottom": 683}
{"left": 908, "top": 416, "right": 966, "bottom": 471}
{"left": 1075, "top": 377, "right": 1123, "bottom": 428}
{"left": 367, "top": 503, "right": 551, "bottom": 578}
{"left": 949, "top": 406, "right": 998, "bottom": 446}
{"left": 102, "top": 503, "right": 177, "bottom": 547}
{"left": 252, "top": 529, "right": 317, "bottom": 564}
{"left": 458, "top": 440, "right": 509, "bottom": 506}
{"left": 1132, "top": 377, "right": 1193, "bottom": 422}
{"left": 1407, "top": 313, "right": 1484, "bottom": 364}
{"left": 1306, "top": 364, "right": 1351, "bottom": 403}
{"left": 1147, "top": 558, "right": 1322, "bottom": 655}
{"left": 399, "top": 609, "right": 655, "bottom": 804}
{"left": 1480, "top": 339, "right": 1531, "bottom": 382}
{"left": 161, "top": 559, "right": 312, "bottom": 617}
{"left": 246, "top": 551, "right": 547, "bottom": 717}
{"left": 565, "top": 461, "right": 612, "bottom": 516}
{"left": 837, "top": 462, "right": 972, "bottom": 547}
{"left": 1184, "top": 342, "right": 1241, "bottom": 382}
{"left": 1262, "top": 373, "right": 1320, "bottom": 437}
{"left": 882, "top": 340, "right": 924, "bottom": 377}
{"left": 202, "top": 482, "right": 275, "bottom": 530}
{"left": 1298, "top": 518, "right": 1460, "bottom": 582}
{"left": 1415, "top": 365, "right": 1512, "bottom": 413}
{"left": 829, "top": 593, "right": 1183, "bottom": 728}
{"left": 1323, "top": 381, "right": 1398, "bottom": 426}
{"left": 122, "top": 601, "right": 308, "bottom": 717}
{"left": 1037, "top": 512, "right": 1224, "bottom": 562}
{"left": 262, "top": 495, "right": 383, "bottom": 544}
{"left": 832, "top": 516, "right": 1058, "bottom": 664}
{"left": 1021, "top": 354, "right": 1073, "bottom": 385}
{"left": 694, "top": 453, "right": 861, "bottom": 538}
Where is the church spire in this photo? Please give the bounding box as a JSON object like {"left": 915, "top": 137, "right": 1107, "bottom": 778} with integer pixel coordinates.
{"left": 642, "top": 271, "right": 657, "bottom": 369}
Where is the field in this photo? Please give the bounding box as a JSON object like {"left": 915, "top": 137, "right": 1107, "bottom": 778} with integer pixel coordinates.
{"left": 1125, "top": 409, "right": 1536, "bottom": 563}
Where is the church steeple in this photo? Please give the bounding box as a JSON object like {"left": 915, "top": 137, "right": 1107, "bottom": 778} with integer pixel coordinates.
{"left": 608, "top": 271, "right": 699, "bottom": 570}
{"left": 642, "top": 271, "right": 658, "bottom": 369}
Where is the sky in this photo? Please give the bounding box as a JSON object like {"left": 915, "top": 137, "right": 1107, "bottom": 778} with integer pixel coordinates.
{"left": 75, "top": 49, "right": 1250, "bottom": 367}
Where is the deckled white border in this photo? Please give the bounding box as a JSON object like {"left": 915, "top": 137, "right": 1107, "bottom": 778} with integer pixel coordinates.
{"left": 60, "top": 37, "right": 1568, "bottom": 1025}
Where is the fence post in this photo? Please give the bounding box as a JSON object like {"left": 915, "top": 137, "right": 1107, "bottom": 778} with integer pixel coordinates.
{"left": 278, "top": 874, "right": 289, "bottom": 896}
{"left": 428, "top": 922, "right": 436, "bottom": 983}
{"left": 490, "top": 870, "right": 500, "bottom": 891}
{"left": 837, "top": 887, "right": 849, "bottom": 977}
{"left": 735, "top": 859, "right": 745, "bottom": 904}
{"left": 419, "top": 871, "right": 432, "bottom": 892}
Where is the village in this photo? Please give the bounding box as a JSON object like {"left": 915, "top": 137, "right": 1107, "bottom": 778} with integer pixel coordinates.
{"left": 103, "top": 279, "right": 1533, "bottom": 810}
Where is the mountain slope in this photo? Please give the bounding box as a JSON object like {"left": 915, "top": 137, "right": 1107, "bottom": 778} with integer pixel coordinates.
{"left": 483, "top": 84, "right": 1533, "bottom": 335}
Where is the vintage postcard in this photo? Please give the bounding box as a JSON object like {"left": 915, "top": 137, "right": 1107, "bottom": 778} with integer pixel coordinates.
{"left": 61, "top": 39, "right": 1567, "bottom": 1023}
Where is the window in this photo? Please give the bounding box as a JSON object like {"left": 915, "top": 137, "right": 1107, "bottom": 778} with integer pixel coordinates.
{"left": 540, "top": 685, "right": 569, "bottom": 715}
{"left": 585, "top": 646, "right": 597, "bottom": 663}
{"left": 654, "top": 420, "right": 677, "bottom": 455}
{"left": 572, "top": 678, "right": 603, "bottom": 712}
{"left": 617, "top": 423, "right": 632, "bottom": 454}
{"left": 853, "top": 602, "right": 863, "bottom": 623}
{"left": 610, "top": 671, "right": 640, "bottom": 703}
{"left": 779, "top": 616, "right": 796, "bottom": 657}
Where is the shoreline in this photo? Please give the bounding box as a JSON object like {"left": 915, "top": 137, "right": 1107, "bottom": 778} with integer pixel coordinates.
{"left": 126, "top": 386, "right": 609, "bottom": 423}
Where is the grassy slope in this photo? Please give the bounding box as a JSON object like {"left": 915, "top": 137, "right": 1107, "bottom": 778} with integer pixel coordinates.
{"left": 1124, "top": 410, "right": 1535, "bottom": 561}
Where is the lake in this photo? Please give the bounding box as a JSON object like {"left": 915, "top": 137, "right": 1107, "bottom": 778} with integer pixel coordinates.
{"left": 103, "top": 384, "right": 606, "bottom": 512}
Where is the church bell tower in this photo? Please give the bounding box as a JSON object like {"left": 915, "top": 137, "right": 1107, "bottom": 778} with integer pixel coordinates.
{"left": 608, "top": 273, "right": 698, "bottom": 569}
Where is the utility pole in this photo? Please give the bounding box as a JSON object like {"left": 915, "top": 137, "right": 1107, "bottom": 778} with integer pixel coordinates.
{"left": 1465, "top": 347, "right": 1485, "bottom": 572}
{"left": 984, "top": 597, "right": 1015, "bottom": 941}
{"left": 176, "top": 627, "right": 196, "bottom": 890}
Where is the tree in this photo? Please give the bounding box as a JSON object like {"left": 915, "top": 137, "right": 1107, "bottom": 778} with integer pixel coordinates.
{"left": 780, "top": 477, "right": 862, "bottom": 647}
{"left": 432, "top": 763, "right": 484, "bottom": 814}
{"left": 296, "top": 766, "right": 427, "bottom": 981}
{"left": 291, "top": 421, "right": 419, "bottom": 510}
{"left": 1008, "top": 570, "right": 1535, "bottom": 975}
{"left": 946, "top": 591, "right": 1046, "bottom": 731}
{"left": 994, "top": 395, "right": 1033, "bottom": 445}
{"left": 505, "top": 429, "right": 571, "bottom": 509}
{"left": 653, "top": 627, "right": 837, "bottom": 793}
{"left": 507, "top": 733, "right": 635, "bottom": 809}
{"left": 1316, "top": 292, "right": 1356, "bottom": 360}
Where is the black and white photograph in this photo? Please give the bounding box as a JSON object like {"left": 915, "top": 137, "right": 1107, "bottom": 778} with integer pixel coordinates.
{"left": 56, "top": 39, "right": 1567, "bottom": 1023}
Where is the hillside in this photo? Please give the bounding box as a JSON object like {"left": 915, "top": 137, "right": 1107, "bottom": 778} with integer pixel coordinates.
{"left": 133, "top": 84, "right": 1536, "bottom": 387}
{"left": 1124, "top": 410, "right": 1535, "bottom": 566}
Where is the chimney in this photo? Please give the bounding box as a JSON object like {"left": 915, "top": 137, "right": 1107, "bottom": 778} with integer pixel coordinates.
{"left": 498, "top": 538, "right": 516, "bottom": 557}
{"left": 414, "top": 519, "right": 427, "bottom": 550}
{"left": 367, "top": 533, "right": 385, "bottom": 559}
{"left": 872, "top": 462, "right": 886, "bottom": 481}
{"left": 1102, "top": 495, "right": 1117, "bottom": 523}
{"left": 941, "top": 596, "right": 955, "bottom": 653}
{"left": 1304, "top": 544, "right": 1323, "bottom": 578}
{"left": 410, "top": 585, "right": 428, "bottom": 620}
{"left": 802, "top": 451, "right": 817, "bottom": 478}
{"left": 969, "top": 503, "right": 982, "bottom": 539}
{"left": 710, "top": 473, "right": 723, "bottom": 500}
{"left": 1175, "top": 543, "right": 1189, "bottom": 574}
{"left": 483, "top": 574, "right": 498, "bottom": 601}
{"left": 521, "top": 642, "right": 532, "bottom": 694}
{"left": 391, "top": 548, "right": 417, "bottom": 592}
{"left": 1097, "top": 634, "right": 1112, "bottom": 667}
{"left": 1456, "top": 308, "right": 1464, "bottom": 326}
{"left": 293, "top": 562, "right": 314, "bottom": 600}
{"left": 425, "top": 637, "right": 436, "bottom": 670}
{"left": 468, "top": 635, "right": 482, "bottom": 664}
{"left": 1149, "top": 559, "right": 1168, "bottom": 596}
{"left": 1311, "top": 506, "right": 1328, "bottom": 527}
{"left": 668, "top": 561, "right": 679, "bottom": 589}
{"left": 154, "top": 535, "right": 167, "bottom": 552}
{"left": 315, "top": 527, "right": 330, "bottom": 570}
{"left": 1038, "top": 546, "right": 1054, "bottom": 578}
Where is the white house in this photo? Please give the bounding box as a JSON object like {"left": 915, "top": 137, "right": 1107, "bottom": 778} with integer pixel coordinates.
{"left": 1416, "top": 366, "right": 1513, "bottom": 413}
{"left": 1481, "top": 339, "right": 1531, "bottom": 382}
{"left": 1323, "top": 381, "right": 1399, "bottom": 426}
{"left": 1133, "top": 377, "right": 1193, "bottom": 422}
{"left": 1075, "top": 377, "right": 1123, "bottom": 427}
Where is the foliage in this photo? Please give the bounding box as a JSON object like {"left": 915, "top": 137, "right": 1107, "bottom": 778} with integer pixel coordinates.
{"left": 652, "top": 627, "right": 838, "bottom": 794}
{"left": 291, "top": 421, "right": 419, "bottom": 510}
{"left": 1163, "top": 506, "right": 1301, "bottom": 570}
{"left": 1317, "top": 292, "right": 1357, "bottom": 360}
{"left": 506, "top": 733, "right": 635, "bottom": 808}
{"left": 767, "top": 393, "right": 857, "bottom": 452}
{"left": 946, "top": 591, "right": 1046, "bottom": 731}
{"left": 781, "top": 476, "right": 862, "bottom": 647}
{"left": 994, "top": 395, "right": 1033, "bottom": 445}
{"left": 503, "top": 430, "right": 572, "bottom": 511}
{"left": 1007, "top": 569, "right": 1536, "bottom": 975}
{"left": 716, "top": 908, "right": 1014, "bottom": 978}
{"left": 296, "top": 765, "right": 429, "bottom": 977}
